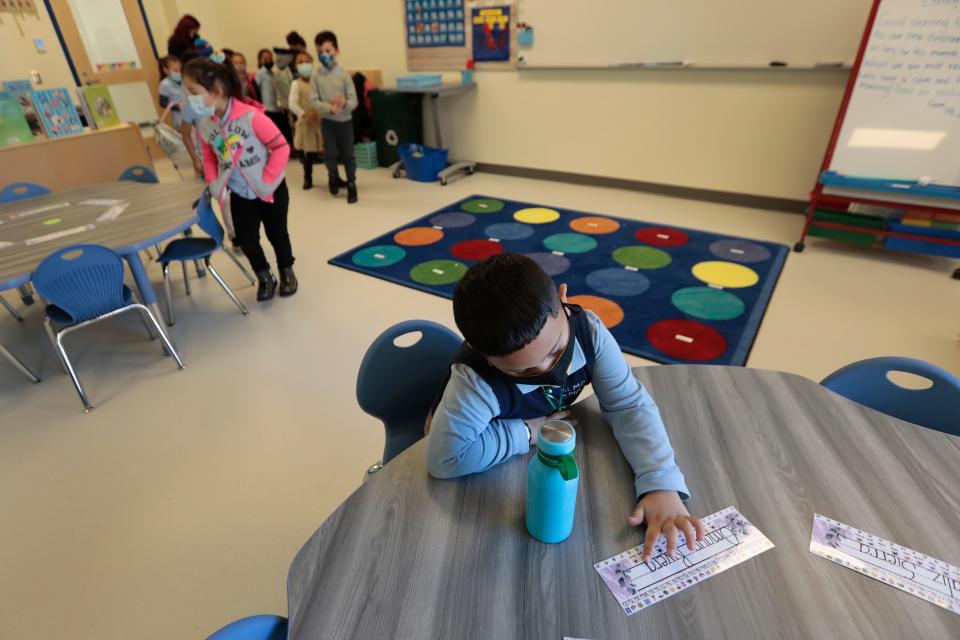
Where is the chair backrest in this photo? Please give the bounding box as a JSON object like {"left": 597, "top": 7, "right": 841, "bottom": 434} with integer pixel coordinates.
{"left": 356, "top": 320, "right": 463, "bottom": 462}
{"left": 207, "top": 615, "right": 287, "bottom": 640}
{"left": 821, "top": 356, "right": 960, "bottom": 436}
{"left": 118, "top": 164, "right": 159, "bottom": 184}
{"left": 32, "top": 244, "right": 128, "bottom": 323}
{"left": 0, "top": 182, "right": 50, "bottom": 203}
{"left": 196, "top": 195, "right": 225, "bottom": 245}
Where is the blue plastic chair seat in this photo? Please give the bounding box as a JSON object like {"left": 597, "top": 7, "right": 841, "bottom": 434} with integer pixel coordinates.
{"left": 207, "top": 615, "right": 287, "bottom": 640}
{"left": 159, "top": 237, "right": 218, "bottom": 263}
{"left": 45, "top": 285, "right": 133, "bottom": 326}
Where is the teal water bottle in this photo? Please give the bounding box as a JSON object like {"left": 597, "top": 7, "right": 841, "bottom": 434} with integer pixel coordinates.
{"left": 526, "top": 420, "right": 579, "bottom": 543}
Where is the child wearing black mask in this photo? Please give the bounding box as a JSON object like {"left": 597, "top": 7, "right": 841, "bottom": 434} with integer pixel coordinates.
{"left": 255, "top": 48, "right": 292, "bottom": 145}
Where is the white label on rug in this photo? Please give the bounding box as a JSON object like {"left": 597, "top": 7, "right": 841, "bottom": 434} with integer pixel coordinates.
{"left": 432, "top": 268, "right": 444, "bottom": 275}
{"left": 24, "top": 224, "right": 96, "bottom": 246}
{"left": 625, "top": 266, "right": 639, "bottom": 272}
{"left": 708, "top": 284, "right": 723, "bottom": 290}
{"left": 675, "top": 334, "right": 694, "bottom": 343}
{"left": 730, "top": 248, "right": 745, "bottom": 255}
{"left": 373, "top": 253, "right": 386, "bottom": 260}
{"left": 489, "top": 237, "right": 501, "bottom": 243}
{"left": 656, "top": 233, "right": 670, "bottom": 240}
{"left": 552, "top": 251, "right": 564, "bottom": 256}
{"left": 432, "top": 225, "right": 443, "bottom": 230}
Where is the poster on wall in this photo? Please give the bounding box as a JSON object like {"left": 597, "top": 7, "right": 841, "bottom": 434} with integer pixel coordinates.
{"left": 406, "top": 0, "right": 466, "bottom": 48}
{"left": 471, "top": 5, "right": 511, "bottom": 62}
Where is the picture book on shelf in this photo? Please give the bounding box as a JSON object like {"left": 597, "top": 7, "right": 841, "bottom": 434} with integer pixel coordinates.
{"left": 1, "top": 78, "right": 46, "bottom": 138}
{"left": 78, "top": 85, "right": 121, "bottom": 130}
{"left": 31, "top": 87, "right": 84, "bottom": 137}
{"left": 0, "top": 92, "right": 34, "bottom": 147}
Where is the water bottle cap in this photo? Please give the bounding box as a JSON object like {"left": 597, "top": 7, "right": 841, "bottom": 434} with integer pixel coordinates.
{"left": 538, "top": 420, "right": 576, "bottom": 456}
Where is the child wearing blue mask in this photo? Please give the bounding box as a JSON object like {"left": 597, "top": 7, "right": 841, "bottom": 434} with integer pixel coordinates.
{"left": 310, "top": 30, "right": 359, "bottom": 204}
{"left": 158, "top": 55, "right": 203, "bottom": 177}
{"left": 288, "top": 51, "right": 323, "bottom": 190}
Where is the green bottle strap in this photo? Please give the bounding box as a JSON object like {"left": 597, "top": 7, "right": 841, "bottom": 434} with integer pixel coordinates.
{"left": 537, "top": 449, "right": 579, "bottom": 481}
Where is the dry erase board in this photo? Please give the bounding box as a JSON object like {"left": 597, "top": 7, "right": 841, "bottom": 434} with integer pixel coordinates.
{"left": 828, "top": 0, "right": 960, "bottom": 187}
{"left": 517, "top": 0, "right": 873, "bottom": 69}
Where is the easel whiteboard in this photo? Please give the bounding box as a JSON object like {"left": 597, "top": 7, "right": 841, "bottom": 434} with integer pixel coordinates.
{"left": 828, "top": 0, "right": 960, "bottom": 187}
{"left": 517, "top": 0, "right": 873, "bottom": 69}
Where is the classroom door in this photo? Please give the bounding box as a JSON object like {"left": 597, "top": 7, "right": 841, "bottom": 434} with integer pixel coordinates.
{"left": 47, "top": 0, "right": 160, "bottom": 124}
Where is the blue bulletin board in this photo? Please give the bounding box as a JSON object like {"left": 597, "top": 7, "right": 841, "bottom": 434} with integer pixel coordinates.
{"left": 406, "top": 0, "right": 466, "bottom": 48}
{"left": 471, "top": 6, "right": 511, "bottom": 62}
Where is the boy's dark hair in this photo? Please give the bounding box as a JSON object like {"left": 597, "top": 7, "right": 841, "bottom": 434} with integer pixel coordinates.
{"left": 286, "top": 31, "right": 307, "bottom": 48}
{"left": 453, "top": 253, "right": 561, "bottom": 357}
{"left": 314, "top": 30, "right": 339, "bottom": 50}
{"left": 158, "top": 55, "right": 179, "bottom": 78}
{"left": 184, "top": 56, "right": 242, "bottom": 99}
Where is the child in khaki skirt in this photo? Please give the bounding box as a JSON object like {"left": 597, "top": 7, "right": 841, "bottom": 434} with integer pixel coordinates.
{"left": 288, "top": 51, "right": 324, "bottom": 189}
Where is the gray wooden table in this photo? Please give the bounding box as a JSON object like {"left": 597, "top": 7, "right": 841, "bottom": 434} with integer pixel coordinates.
{"left": 287, "top": 366, "right": 960, "bottom": 639}
{"left": 0, "top": 182, "right": 203, "bottom": 335}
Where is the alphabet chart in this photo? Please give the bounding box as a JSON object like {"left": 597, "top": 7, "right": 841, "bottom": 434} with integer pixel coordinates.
{"left": 595, "top": 507, "right": 773, "bottom": 615}
{"left": 810, "top": 514, "right": 960, "bottom": 615}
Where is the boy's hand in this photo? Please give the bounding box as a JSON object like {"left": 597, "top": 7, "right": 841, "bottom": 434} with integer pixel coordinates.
{"left": 525, "top": 411, "right": 577, "bottom": 445}
{"left": 330, "top": 102, "right": 342, "bottom": 114}
{"left": 305, "top": 110, "right": 320, "bottom": 124}
{"left": 628, "top": 490, "right": 705, "bottom": 561}
{"left": 332, "top": 95, "right": 346, "bottom": 108}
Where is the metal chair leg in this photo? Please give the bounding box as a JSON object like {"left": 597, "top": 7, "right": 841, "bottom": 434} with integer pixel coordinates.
{"left": 54, "top": 330, "right": 93, "bottom": 412}
{"left": 43, "top": 318, "right": 68, "bottom": 375}
{"left": 0, "top": 343, "right": 40, "bottom": 382}
{"left": 1, "top": 294, "right": 23, "bottom": 321}
{"left": 162, "top": 263, "right": 176, "bottom": 326}
{"left": 222, "top": 246, "right": 256, "bottom": 285}
{"left": 134, "top": 304, "right": 185, "bottom": 369}
{"left": 181, "top": 261, "right": 191, "bottom": 296}
{"left": 205, "top": 259, "right": 248, "bottom": 316}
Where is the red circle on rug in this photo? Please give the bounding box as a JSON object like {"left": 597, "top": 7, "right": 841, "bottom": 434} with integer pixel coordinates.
{"left": 646, "top": 320, "right": 727, "bottom": 361}
{"left": 451, "top": 239, "right": 504, "bottom": 261}
{"left": 635, "top": 227, "right": 690, "bottom": 247}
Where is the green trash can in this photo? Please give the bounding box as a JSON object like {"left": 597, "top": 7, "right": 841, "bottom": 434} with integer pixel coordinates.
{"left": 370, "top": 90, "right": 423, "bottom": 167}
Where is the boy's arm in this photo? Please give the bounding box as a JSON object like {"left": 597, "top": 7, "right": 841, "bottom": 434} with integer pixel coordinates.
{"left": 343, "top": 74, "right": 359, "bottom": 113}
{"left": 309, "top": 74, "right": 333, "bottom": 115}
{"left": 587, "top": 312, "right": 690, "bottom": 500}
{"left": 426, "top": 364, "right": 531, "bottom": 479}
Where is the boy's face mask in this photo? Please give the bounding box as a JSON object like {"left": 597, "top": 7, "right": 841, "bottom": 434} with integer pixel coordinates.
{"left": 169, "top": 71, "right": 182, "bottom": 84}
{"left": 318, "top": 52, "right": 335, "bottom": 68}
{"left": 297, "top": 63, "right": 313, "bottom": 78}
{"left": 498, "top": 309, "right": 575, "bottom": 387}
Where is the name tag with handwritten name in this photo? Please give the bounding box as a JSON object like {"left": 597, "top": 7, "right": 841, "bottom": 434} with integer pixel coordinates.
{"left": 595, "top": 506, "right": 773, "bottom": 615}
{"left": 810, "top": 513, "right": 960, "bottom": 615}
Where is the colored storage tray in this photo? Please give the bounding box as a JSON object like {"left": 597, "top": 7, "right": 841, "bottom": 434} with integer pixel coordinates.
{"left": 396, "top": 74, "right": 442, "bottom": 89}
{"left": 884, "top": 221, "right": 960, "bottom": 258}
{"left": 809, "top": 209, "right": 886, "bottom": 246}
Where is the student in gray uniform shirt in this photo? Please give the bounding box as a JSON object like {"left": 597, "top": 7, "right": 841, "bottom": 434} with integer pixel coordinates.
{"left": 310, "top": 30, "right": 359, "bottom": 204}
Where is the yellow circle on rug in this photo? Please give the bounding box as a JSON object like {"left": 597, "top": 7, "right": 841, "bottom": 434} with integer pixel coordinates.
{"left": 691, "top": 261, "right": 759, "bottom": 288}
{"left": 514, "top": 207, "right": 560, "bottom": 224}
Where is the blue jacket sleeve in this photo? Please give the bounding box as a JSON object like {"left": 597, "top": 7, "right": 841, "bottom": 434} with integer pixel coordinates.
{"left": 586, "top": 312, "right": 691, "bottom": 500}
{"left": 426, "top": 364, "right": 531, "bottom": 479}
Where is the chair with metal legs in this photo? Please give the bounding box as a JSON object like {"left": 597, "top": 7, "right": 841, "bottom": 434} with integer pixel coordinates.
{"left": 32, "top": 244, "right": 184, "bottom": 412}
{"left": 0, "top": 342, "right": 40, "bottom": 382}
{"left": 1, "top": 183, "right": 50, "bottom": 307}
{"left": 158, "top": 195, "right": 249, "bottom": 326}
{"left": 1, "top": 294, "right": 23, "bottom": 321}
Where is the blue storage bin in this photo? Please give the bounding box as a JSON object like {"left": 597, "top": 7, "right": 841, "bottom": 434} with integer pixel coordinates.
{"left": 396, "top": 74, "right": 442, "bottom": 89}
{"left": 398, "top": 144, "right": 449, "bottom": 182}
{"left": 884, "top": 221, "right": 960, "bottom": 258}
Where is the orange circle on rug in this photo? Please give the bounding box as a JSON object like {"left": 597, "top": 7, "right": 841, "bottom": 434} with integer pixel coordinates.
{"left": 569, "top": 216, "right": 620, "bottom": 235}
{"left": 394, "top": 227, "right": 444, "bottom": 246}
{"left": 567, "top": 295, "right": 625, "bottom": 328}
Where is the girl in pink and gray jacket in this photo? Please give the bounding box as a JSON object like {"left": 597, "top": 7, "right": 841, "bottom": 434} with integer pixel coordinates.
{"left": 184, "top": 56, "right": 297, "bottom": 301}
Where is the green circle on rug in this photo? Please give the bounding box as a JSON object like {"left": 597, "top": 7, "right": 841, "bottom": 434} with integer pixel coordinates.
{"left": 671, "top": 287, "right": 745, "bottom": 320}
{"left": 42, "top": 217, "right": 62, "bottom": 226}
{"left": 461, "top": 198, "right": 505, "bottom": 214}
{"left": 543, "top": 233, "right": 597, "bottom": 254}
{"left": 410, "top": 259, "right": 468, "bottom": 285}
{"left": 612, "top": 245, "right": 672, "bottom": 269}
{"left": 351, "top": 245, "right": 406, "bottom": 268}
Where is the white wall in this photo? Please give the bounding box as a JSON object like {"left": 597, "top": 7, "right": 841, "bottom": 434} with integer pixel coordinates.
{"left": 0, "top": 6, "right": 76, "bottom": 89}
{"left": 168, "top": 0, "right": 852, "bottom": 200}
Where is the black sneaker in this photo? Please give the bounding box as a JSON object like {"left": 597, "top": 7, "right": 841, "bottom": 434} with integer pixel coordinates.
{"left": 347, "top": 182, "right": 358, "bottom": 204}
{"left": 328, "top": 175, "right": 344, "bottom": 196}
{"left": 256, "top": 270, "right": 277, "bottom": 301}
{"left": 279, "top": 267, "right": 298, "bottom": 297}
{"left": 302, "top": 175, "right": 313, "bottom": 190}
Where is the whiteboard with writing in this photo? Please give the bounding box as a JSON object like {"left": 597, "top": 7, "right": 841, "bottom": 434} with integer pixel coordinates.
{"left": 829, "top": 0, "right": 960, "bottom": 186}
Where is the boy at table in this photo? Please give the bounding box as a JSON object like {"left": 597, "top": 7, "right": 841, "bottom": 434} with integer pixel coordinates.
{"left": 426, "top": 253, "right": 704, "bottom": 559}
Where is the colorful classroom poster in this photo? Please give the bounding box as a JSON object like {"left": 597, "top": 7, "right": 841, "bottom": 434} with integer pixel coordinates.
{"left": 1, "top": 79, "right": 45, "bottom": 138}
{"left": 406, "top": 0, "right": 466, "bottom": 48}
{"left": 810, "top": 514, "right": 960, "bottom": 615}
{"left": 471, "top": 6, "right": 510, "bottom": 62}
{"left": 0, "top": 92, "right": 34, "bottom": 146}
{"left": 31, "top": 88, "right": 83, "bottom": 138}
{"left": 595, "top": 507, "right": 773, "bottom": 615}
{"left": 79, "top": 85, "right": 121, "bottom": 130}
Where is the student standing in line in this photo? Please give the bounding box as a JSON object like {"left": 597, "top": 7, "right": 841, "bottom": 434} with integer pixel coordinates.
{"left": 310, "top": 31, "right": 359, "bottom": 203}
{"left": 255, "top": 49, "right": 292, "bottom": 146}
{"left": 288, "top": 52, "right": 323, "bottom": 189}
{"left": 184, "top": 56, "right": 298, "bottom": 300}
{"left": 157, "top": 55, "right": 203, "bottom": 178}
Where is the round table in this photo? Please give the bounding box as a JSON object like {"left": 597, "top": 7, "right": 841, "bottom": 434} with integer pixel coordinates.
{"left": 0, "top": 181, "right": 203, "bottom": 336}
{"left": 287, "top": 366, "right": 960, "bottom": 639}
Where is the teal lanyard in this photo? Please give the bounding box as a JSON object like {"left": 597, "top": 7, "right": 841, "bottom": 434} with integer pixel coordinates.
{"left": 541, "top": 384, "right": 566, "bottom": 412}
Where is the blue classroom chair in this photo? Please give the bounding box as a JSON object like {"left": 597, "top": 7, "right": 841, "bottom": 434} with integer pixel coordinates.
{"left": 0, "top": 181, "right": 50, "bottom": 203}
{"left": 357, "top": 320, "right": 462, "bottom": 472}
{"left": 32, "top": 244, "right": 184, "bottom": 412}
{"left": 207, "top": 615, "right": 287, "bottom": 640}
{"left": 158, "top": 196, "right": 250, "bottom": 325}
{"left": 118, "top": 164, "right": 159, "bottom": 184}
{"left": 821, "top": 356, "right": 960, "bottom": 436}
